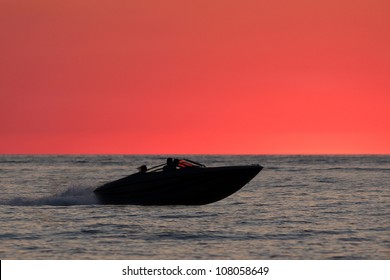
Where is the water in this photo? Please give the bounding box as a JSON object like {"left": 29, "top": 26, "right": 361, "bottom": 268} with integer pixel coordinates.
{"left": 0, "top": 155, "right": 389, "bottom": 259}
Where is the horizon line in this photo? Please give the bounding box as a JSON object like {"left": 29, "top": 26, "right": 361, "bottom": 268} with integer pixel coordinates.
{"left": 1, "top": 153, "right": 389, "bottom": 156}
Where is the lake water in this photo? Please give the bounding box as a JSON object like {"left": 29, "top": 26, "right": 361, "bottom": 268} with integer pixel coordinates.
{"left": 0, "top": 155, "right": 389, "bottom": 259}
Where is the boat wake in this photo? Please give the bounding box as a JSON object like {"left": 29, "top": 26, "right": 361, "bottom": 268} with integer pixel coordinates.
{"left": 3, "top": 185, "right": 98, "bottom": 206}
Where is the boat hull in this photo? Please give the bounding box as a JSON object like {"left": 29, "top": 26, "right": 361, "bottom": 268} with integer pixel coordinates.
{"left": 94, "top": 165, "right": 262, "bottom": 205}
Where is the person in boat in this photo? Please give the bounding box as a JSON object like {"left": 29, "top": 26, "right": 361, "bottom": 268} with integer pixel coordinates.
{"left": 137, "top": 165, "right": 147, "bottom": 173}
{"left": 163, "top": 158, "right": 177, "bottom": 171}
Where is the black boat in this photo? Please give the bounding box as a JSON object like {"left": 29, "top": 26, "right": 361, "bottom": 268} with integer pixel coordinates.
{"left": 94, "top": 158, "right": 262, "bottom": 205}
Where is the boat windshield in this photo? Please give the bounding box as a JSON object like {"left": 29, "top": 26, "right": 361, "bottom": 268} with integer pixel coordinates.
{"left": 145, "top": 158, "right": 205, "bottom": 173}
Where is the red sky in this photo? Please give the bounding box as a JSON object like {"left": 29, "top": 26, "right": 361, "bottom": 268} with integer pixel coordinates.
{"left": 1, "top": 0, "right": 389, "bottom": 154}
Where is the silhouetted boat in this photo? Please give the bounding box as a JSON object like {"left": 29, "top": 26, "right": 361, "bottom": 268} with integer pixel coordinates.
{"left": 94, "top": 158, "right": 262, "bottom": 205}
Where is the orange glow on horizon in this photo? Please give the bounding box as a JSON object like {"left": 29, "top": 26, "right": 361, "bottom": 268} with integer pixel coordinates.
{"left": 1, "top": 0, "right": 389, "bottom": 154}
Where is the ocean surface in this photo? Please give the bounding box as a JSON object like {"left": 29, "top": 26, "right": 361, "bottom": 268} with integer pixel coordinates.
{"left": 0, "top": 155, "right": 389, "bottom": 259}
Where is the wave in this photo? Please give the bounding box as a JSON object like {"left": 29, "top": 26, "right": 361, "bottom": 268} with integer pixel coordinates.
{"left": 3, "top": 185, "right": 98, "bottom": 206}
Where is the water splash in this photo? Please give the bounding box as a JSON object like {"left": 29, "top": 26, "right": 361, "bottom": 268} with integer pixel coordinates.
{"left": 4, "top": 185, "right": 98, "bottom": 206}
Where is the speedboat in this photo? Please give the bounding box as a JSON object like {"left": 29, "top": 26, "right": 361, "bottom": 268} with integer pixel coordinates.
{"left": 94, "top": 158, "right": 262, "bottom": 205}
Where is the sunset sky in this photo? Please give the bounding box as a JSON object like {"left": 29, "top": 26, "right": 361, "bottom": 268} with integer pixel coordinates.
{"left": 1, "top": 0, "right": 389, "bottom": 154}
